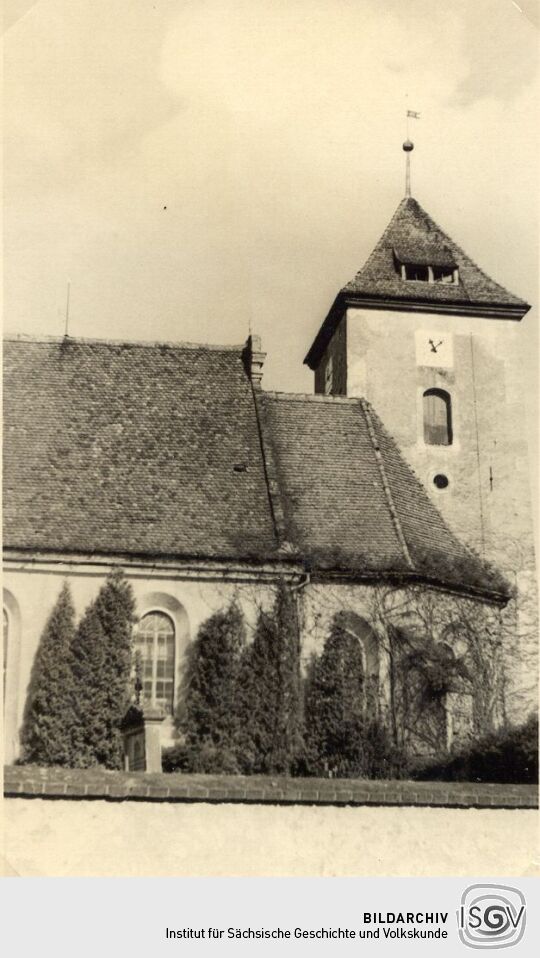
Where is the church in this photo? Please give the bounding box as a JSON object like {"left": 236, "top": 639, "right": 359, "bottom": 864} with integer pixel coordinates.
{"left": 3, "top": 167, "right": 535, "bottom": 766}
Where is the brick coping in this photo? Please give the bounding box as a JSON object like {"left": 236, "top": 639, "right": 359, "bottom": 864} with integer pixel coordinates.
{"left": 3, "top": 766, "right": 537, "bottom": 809}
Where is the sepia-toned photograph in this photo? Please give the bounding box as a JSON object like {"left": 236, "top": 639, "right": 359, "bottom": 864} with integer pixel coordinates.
{"left": 2, "top": 0, "right": 538, "bottom": 879}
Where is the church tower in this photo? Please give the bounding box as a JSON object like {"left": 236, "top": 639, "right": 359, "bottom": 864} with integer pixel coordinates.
{"left": 304, "top": 145, "right": 535, "bottom": 682}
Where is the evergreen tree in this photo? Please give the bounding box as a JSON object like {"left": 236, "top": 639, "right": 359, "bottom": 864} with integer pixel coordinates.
{"left": 177, "top": 601, "right": 246, "bottom": 769}
{"left": 20, "top": 581, "right": 78, "bottom": 766}
{"left": 236, "top": 582, "right": 302, "bottom": 774}
{"left": 70, "top": 601, "right": 109, "bottom": 767}
{"left": 304, "top": 612, "right": 366, "bottom": 777}
{"left": 71, "top": 568, "right": 136, "bottom": 768}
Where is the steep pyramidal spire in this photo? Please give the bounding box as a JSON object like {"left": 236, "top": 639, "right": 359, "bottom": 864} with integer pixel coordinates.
{"left": 305, "top": 196, "right": 529, "bottom": 369}
{"left": 343, "top": 196, "right": 528, "bottom": 314}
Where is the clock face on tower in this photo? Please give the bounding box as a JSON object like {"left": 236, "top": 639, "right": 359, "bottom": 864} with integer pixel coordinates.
{"left": 415, "top": 330, "right": 453, "bottom": 368}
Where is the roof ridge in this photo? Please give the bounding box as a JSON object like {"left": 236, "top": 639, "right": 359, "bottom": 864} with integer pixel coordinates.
{"left": 3, "top": 333, "right": 245, "bottom": 352}
{"left": 250, "top": 390, "right": 294, "bottom": 553}
{"left": 359, "top": 398, "right": 415, "bottom": 570}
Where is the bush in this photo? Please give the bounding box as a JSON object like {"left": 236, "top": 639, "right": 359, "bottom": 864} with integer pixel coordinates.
{"left": 302, "top": 613, "right": 408, "bottom": 780}
{"left": 235, "top": 582, "right": 302, "bottom": 775}
{"left": 70, "top": 569, "right": 136, "bottom": 768}
{"left": 359, "top": 720, "right": 410, "bottom": 780}
{"left": 20, "top": 582, "right": 78, "bottom": 766}
{"left": 176, "top": 602, "right": 246, "bottom": 768}
{"left": 165, "top": 586, "right": 302, "bottom": 776}
{"left": 415, "top": 714, "right": 538, "bottom": 784}
{"left": 303, "top": 613, "right": 367, "bottom": 777}
{"left": 162, "top": 742, "right": 239, "bottom": 775}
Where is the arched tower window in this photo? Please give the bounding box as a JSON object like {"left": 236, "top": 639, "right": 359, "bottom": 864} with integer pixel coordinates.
{"left": 134, "top": 611, "right": 175, "bottom": 714}
{"left": 423, "top": 388, "right": 453, "bottom": 446}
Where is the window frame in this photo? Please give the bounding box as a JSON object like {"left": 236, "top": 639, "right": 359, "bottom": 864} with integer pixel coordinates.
{"left": 399, "top": 262, "right": 459, "bottom": 284}
{"left": 134, "top": 610, "right": 176, "bottom": 715}
{"left": 422, "top": 387, "right": 453, "bottom": 446}
{"left": 402, "top": 262, "right": 429, "bottom": 282}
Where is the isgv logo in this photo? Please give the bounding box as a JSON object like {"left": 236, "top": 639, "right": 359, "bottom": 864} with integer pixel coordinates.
{"left": 458, "top": 885, "right": 526, "bottom": 949}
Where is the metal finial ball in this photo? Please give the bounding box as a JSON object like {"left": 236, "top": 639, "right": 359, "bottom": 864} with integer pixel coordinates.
{"left": 403, "top": 139, "right": 414, "bottom": 152}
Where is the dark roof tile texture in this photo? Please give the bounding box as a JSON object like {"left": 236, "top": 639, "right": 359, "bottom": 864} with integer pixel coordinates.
{"left": 260, "top": 394, "right": 409, "bottom": 570}
{"left": 366, "top": 405, "right": 493, "bottom": 588}
{"left": 262, "top": 393, "right": 502, "bottom": 595}
{"left": 4, "top": 338, "right": 505, "bottom": 597}
{"left": 3, "top": 339, "right": 278, "bottom": 559}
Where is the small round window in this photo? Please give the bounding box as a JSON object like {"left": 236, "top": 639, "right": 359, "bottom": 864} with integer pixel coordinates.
{"left": 433, "top": 473, "right": 449, "bottom": 490}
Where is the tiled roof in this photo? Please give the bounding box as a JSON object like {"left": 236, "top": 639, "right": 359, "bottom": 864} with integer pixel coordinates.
{"left": 3, "top": 336, "right": 506, "bottom": 598}
{"left": 260, "top": 393, "right": 408, "bottom": 571}
{"left": 3, "top": 338, "right": 278, "bottom": 560}
{"left": 305, "top": 196, "right": 529, "bottom": 369}
{"left": 260, "top": 392, "right": 505, "bottom": 596}
{"left": 343, "top": 197, "right": 527, "bottom": 309}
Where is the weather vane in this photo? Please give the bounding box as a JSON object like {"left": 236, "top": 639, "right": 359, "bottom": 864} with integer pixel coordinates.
{"left": 403, "top": 109, "right": 421, "bottom": 197}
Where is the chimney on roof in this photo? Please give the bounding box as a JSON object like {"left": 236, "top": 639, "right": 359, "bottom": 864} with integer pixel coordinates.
{"left": 243, "top": 334, "right": 266, "bottom": 388}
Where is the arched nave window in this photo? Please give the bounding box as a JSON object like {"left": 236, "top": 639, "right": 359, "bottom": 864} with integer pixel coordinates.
{"left": 134, "top": 611, "right": 175, "bottom": 714}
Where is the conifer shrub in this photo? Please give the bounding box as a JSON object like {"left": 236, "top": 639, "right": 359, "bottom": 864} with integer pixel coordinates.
{"left": 302, "top": 613, "right": 366, "bottom": 777}
{"left": 20, "top": 582, "right": 78, "bottom": 766}
{"left": 70, "top": 568, "right": 136, "bottom": 768}
{"left": 301, "top": 612, "right": 404, "bottom": 779}
{"left": 235, "top": 582, "right": 303, "bottom": 775}
{"left": 165, "top": 585, "right": 303, "bottom": 775}
{"left": 175, "top": 601, "right": 246, "bottom": 771}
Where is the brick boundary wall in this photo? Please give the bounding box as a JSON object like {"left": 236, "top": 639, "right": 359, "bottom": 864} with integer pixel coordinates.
{"left": 3, "top": 766, "right": 537, "bottom": 808}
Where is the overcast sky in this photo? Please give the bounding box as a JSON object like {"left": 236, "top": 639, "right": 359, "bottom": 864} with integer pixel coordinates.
{"left": 4, "top": 0, "right": 538, "bottom": 404}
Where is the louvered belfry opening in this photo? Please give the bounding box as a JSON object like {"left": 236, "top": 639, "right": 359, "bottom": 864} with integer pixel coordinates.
{"left": 423, "top": 388, "right": 453, "bottom": 446}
